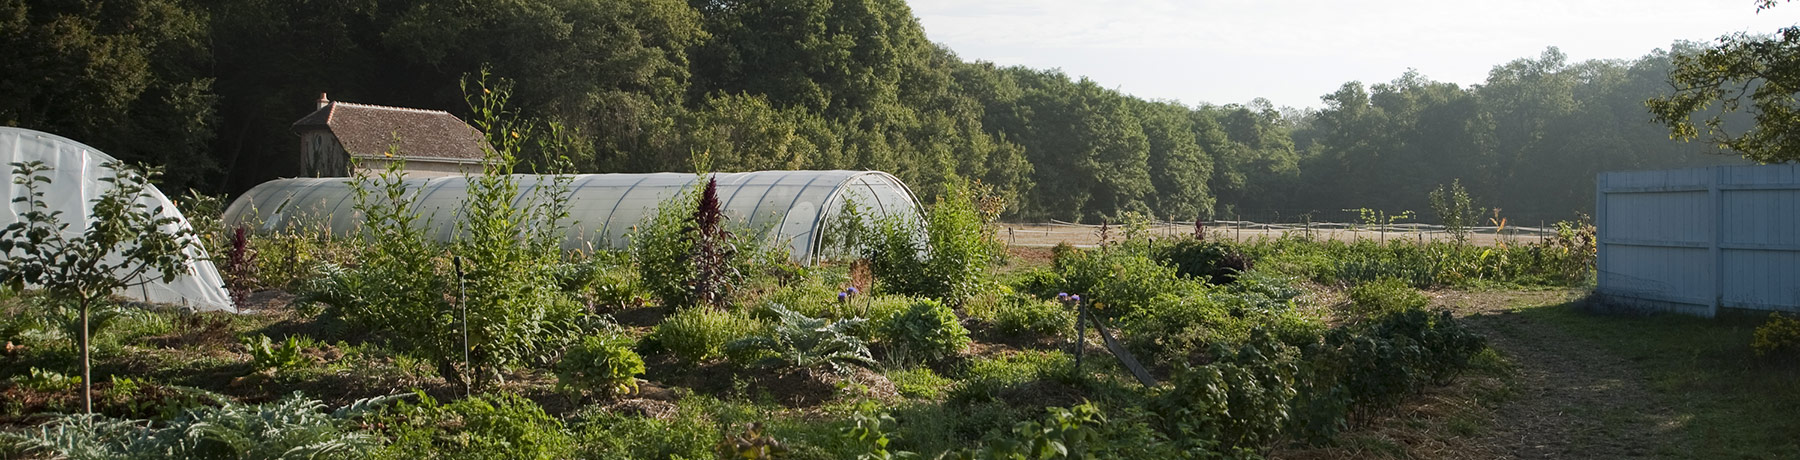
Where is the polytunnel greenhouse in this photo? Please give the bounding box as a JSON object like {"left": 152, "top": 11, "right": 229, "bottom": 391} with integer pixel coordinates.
{"left": 221, "top": 170, "right": 921, "bottom": 263}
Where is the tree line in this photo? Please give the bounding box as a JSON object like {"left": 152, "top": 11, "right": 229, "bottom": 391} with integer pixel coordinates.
{"left": 0, "top": 0, "right": 1754, "bottom": 224}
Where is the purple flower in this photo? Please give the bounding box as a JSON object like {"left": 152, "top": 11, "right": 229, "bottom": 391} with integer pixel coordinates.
{"left": 1057, "top": 292, "right": 1070, "bottom": 301}
{"left": 838, "top": 291, "right": 849, "bottom": 302}
{"left": 1070, "top": 295, "right": 1082, "bottom": 303}
{"left": 847, "top": 287, "right": 860, "bottom": 295}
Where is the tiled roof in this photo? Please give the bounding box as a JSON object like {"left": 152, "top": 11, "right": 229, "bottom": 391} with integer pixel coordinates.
{"left": 293, "top": 101, "right": 490, "bottom": 161}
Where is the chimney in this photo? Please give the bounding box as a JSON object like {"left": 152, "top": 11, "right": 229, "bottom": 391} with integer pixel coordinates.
{"left": 317, "top": 92, "right": 330, "bottom": 109}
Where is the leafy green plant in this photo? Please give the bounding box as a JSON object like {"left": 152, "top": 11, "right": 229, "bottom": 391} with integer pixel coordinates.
{"left": 646, "top": 306, "right": 762, "bottom": 364}
{"left": 2, "top": 392, "right": 400, "bottom": 460}
{"left": 886, "top": 367, "right": 952, "bottom": 399}
{"left": 842, "top": 411, "right": 920, "bottom": 460}
{"left": 988, "top": 295, "right": 1074, "bottom": 338}
{"left": 720, "top": 422, "right": 788, "bottom": 460}
{"left": 1152, "top": 239, "right": 1252, "bottom": 284}
{"left": 1152, "top": 331, "right": 1300, "bottom": 455}
{"left": 243, "top": 334, "right": 315, "bottom": 374}
{"left": 866, "top": 181, "right": 999, "bottom": 305}
{"left": 942, "top": 403, "right": 1107, "bottom": 460}
{"left": 12, "top": 367, "right": 81, "bottom": 392}
{"left": 0, "top": 160, "right": 198, "bottom": 414}
{"left": 373, "top": 392, "right": 573, "bottom": 460}
{"left": 1428, "top": 179, "right": 1482, "bottom": 245}
{"left": 1752, "top": 313, "right": 1800, "bottom": 358}
{"left": 880, "top": 299, "right": 970, "bottom": 363}
{"left": 1345, "top": 278, "right": 1429, "bottom": 321}
{"left": 555, "top": 333, "right": 645, "bottom": 396}
{"left": 727, "top": 303, "right": 877, "bottom": 374}
{"left": 312, "top": 77, "right": 584, "bottom": 389}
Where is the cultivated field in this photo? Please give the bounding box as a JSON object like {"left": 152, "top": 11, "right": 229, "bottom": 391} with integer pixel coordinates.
{"left": 1000, "top": 221, "right": 1554, "bottom": 248}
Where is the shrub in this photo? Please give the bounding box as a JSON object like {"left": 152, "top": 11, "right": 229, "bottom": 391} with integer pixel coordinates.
{"left": 375, "top": 392, "right": 572, "bottom": 460}
{"left": 555, "top": 333, "right": 645, "bottom": 396}
{"left": 1053, "top": 247, "right": 1189, "bottom": 320}
{"left": 866, "top": 181, "right": 999, "bottom": 305}
{"left": 1152, "top": 239, "right": 1252, "bottom": 284}
{"left": 1346, "top": 278, "right": 1430, "bottom": 320}
{"left": 880, "top": 299, "right": 970, "bottom": 363}
{"left": 989, "top": 295, "right": 1075, "bottom": 338}
{"left": 727, "top": 304, "right": 877, "bottom": 375}
{"left": 941, "top": 402, "right": 1106, "bottom": 460}
{"left": 646, "top": 307, "right": 762, "bottom": 364}
{"left": 1752, "top": 313, "right": 1800, "bottom": 358}
{"left": 1152, "top": 331, "right": 1300, "bottom": 454}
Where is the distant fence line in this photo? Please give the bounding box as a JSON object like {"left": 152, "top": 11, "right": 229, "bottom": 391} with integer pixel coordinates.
{"left": 998, "top": 220, "right": 1556, "bottom": 248}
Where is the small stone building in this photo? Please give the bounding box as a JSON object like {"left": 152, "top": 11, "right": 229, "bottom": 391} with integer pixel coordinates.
{"left": 291, "top": 94, "right": 490, "bottom": 177}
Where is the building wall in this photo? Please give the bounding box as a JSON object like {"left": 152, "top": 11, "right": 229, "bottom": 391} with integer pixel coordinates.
{"left": 299, "top": 131, "right": 349, "bottom": 177}
{"left": 1597, "top": 164, "right": 1800, "bottom": 317}
{"left": 353, "top": 158, "right": 483, "bottom": 177}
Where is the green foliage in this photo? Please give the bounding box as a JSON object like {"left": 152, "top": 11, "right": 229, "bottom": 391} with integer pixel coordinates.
{"left": 243, "top": 334, "right": 314, "bottom": 374}
{"left": 12, "top": 367, "right": 81, "bottom": 393}
{"left": 2, "top": 392, "right": 395, "bottom": 460}
{"left": 879, "top": 299, "right": 971, "bottom": 363}
{"left": 1151, "top": 239, "right": 1252, "bottom": 284}
{"left": 1428, "top": 180, "right": 1482, "bottom": 245}
{"left": 727, "top": 304, "right": 877, "bottom": 375}
{"left": 867, "top": 182, "right": 998, "bottom": 305}
{"left": 572, "top": 402, "right": 718, "bottom": 460}
{"left": 1648, "top": 21, "right": 1800, "bottom": 163}
{"left": 311, "top": 80, "right": 584, "bottom": 389}
{"left": 1345, "top": 278, "right": 1430, "bottom": 320}
{"left": 987, "top": 295, "right": 1076, "bottom": 338}
{"left": 0, "top": 160, "right": 197, "bottom": 413}
{"left": 1052, "top": 246, "right": 1189, "bottom": 319}
{"left": 951, "top": 350, "right": 1076, "bottom": 404}
{"left": 555, "top": 333, "right": 645, "bottom": 396}
{"left": 374, "top": 392, "right": 573, "bottom": 460}
{"left": 941, "top": 403, "right": 1107, "bottom": 460}
{"left": 886, "top": 367, "right": 953, "bottom": 399}
{"left": 631, "top": 181, "right": 702, "bottom": 309}
{"left": 1752, "top": 313, "right": 1800, "bottom": 358}
{"left": 842, "top": 412, "right": 920, "bottom": 460}
{"left": 646, "top": 306, "right": 762, "bottom": 364}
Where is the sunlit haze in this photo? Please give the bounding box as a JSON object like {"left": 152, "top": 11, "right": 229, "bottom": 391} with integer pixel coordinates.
{"left": 911, "top": 0, "right": 1800, "bottom": 109}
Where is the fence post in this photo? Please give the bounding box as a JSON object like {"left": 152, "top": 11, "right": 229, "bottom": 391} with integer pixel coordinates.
{"left": 1595, "top": 174, "right": 1609, "bottom": 301}
{"left": 1710, "top": 167, "right": 1724, "bottom": 318}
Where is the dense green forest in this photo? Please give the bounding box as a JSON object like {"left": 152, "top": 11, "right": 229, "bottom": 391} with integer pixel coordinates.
{"left": 0, "top": 0, "right": 1746, "bottom": 224}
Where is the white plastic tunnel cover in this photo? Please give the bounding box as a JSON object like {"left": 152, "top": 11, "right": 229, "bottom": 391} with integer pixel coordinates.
{"left": 222, "top": 170, "right": 922, "bottom": 263}
{"left": 0, "top": 127, "right": 235, "bottom": 312}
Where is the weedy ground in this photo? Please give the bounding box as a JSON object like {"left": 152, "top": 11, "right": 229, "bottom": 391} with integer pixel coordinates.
{"left": 1278, "top": 289, "right": 1800, "bottom": 459}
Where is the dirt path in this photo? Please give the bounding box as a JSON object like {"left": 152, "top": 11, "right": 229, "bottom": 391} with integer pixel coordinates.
{"left": 1435, "top": 290, "right": 1680, "bottom": 459}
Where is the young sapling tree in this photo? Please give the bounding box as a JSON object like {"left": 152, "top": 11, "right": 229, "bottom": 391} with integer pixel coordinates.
{"left": 0, "top": 161, "right": 197, "bottom": 413}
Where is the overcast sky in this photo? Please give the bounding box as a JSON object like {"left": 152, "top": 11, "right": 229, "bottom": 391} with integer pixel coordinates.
{"left": 910, "top": 0, "right": 1800, "bottom": 110}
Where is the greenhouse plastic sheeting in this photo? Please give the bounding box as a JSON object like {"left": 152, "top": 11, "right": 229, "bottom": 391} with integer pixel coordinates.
{"left": 0, "top": 127, "right": 235, "bottom": 312}
{"left": 222, "top": 170, "right": 921, "bottom": 263}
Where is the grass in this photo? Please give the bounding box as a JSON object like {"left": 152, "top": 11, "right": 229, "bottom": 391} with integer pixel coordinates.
{"left": 1517, "top": 303, "right": 1800, "bottom": 458}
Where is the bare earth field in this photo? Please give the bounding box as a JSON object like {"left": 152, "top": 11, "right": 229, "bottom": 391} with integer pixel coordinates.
{"left": 999, "top": 222, "right": 1548, "bottom": 248}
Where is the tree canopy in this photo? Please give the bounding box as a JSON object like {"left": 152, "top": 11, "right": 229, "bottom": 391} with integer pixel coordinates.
{"left": 0, "top": 0, "right": 1752, "bottom": 224}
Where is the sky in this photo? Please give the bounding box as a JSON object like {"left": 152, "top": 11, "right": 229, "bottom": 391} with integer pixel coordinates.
{"left": 909, "top": 0, "right": 1800, "bottom": 110}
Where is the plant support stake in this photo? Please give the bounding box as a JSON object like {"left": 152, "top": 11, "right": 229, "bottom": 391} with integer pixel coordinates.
{"left": 455, "top": 256, "right": 469, "bottom": 397}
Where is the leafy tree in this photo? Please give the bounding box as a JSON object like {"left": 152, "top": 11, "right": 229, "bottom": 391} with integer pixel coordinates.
{"left": 0, "top": 0, "right": 218, "bottom": 192}
{"left": 0, "top": 161, "right": 197, "bottom": 413}
{"left": 1648, "top": 25, "right": 1800, "bottom": 162}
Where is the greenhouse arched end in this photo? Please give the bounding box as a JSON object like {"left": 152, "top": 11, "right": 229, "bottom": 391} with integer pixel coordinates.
{"left": 221, "top": 170, "right": 922, "bottom": 263}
